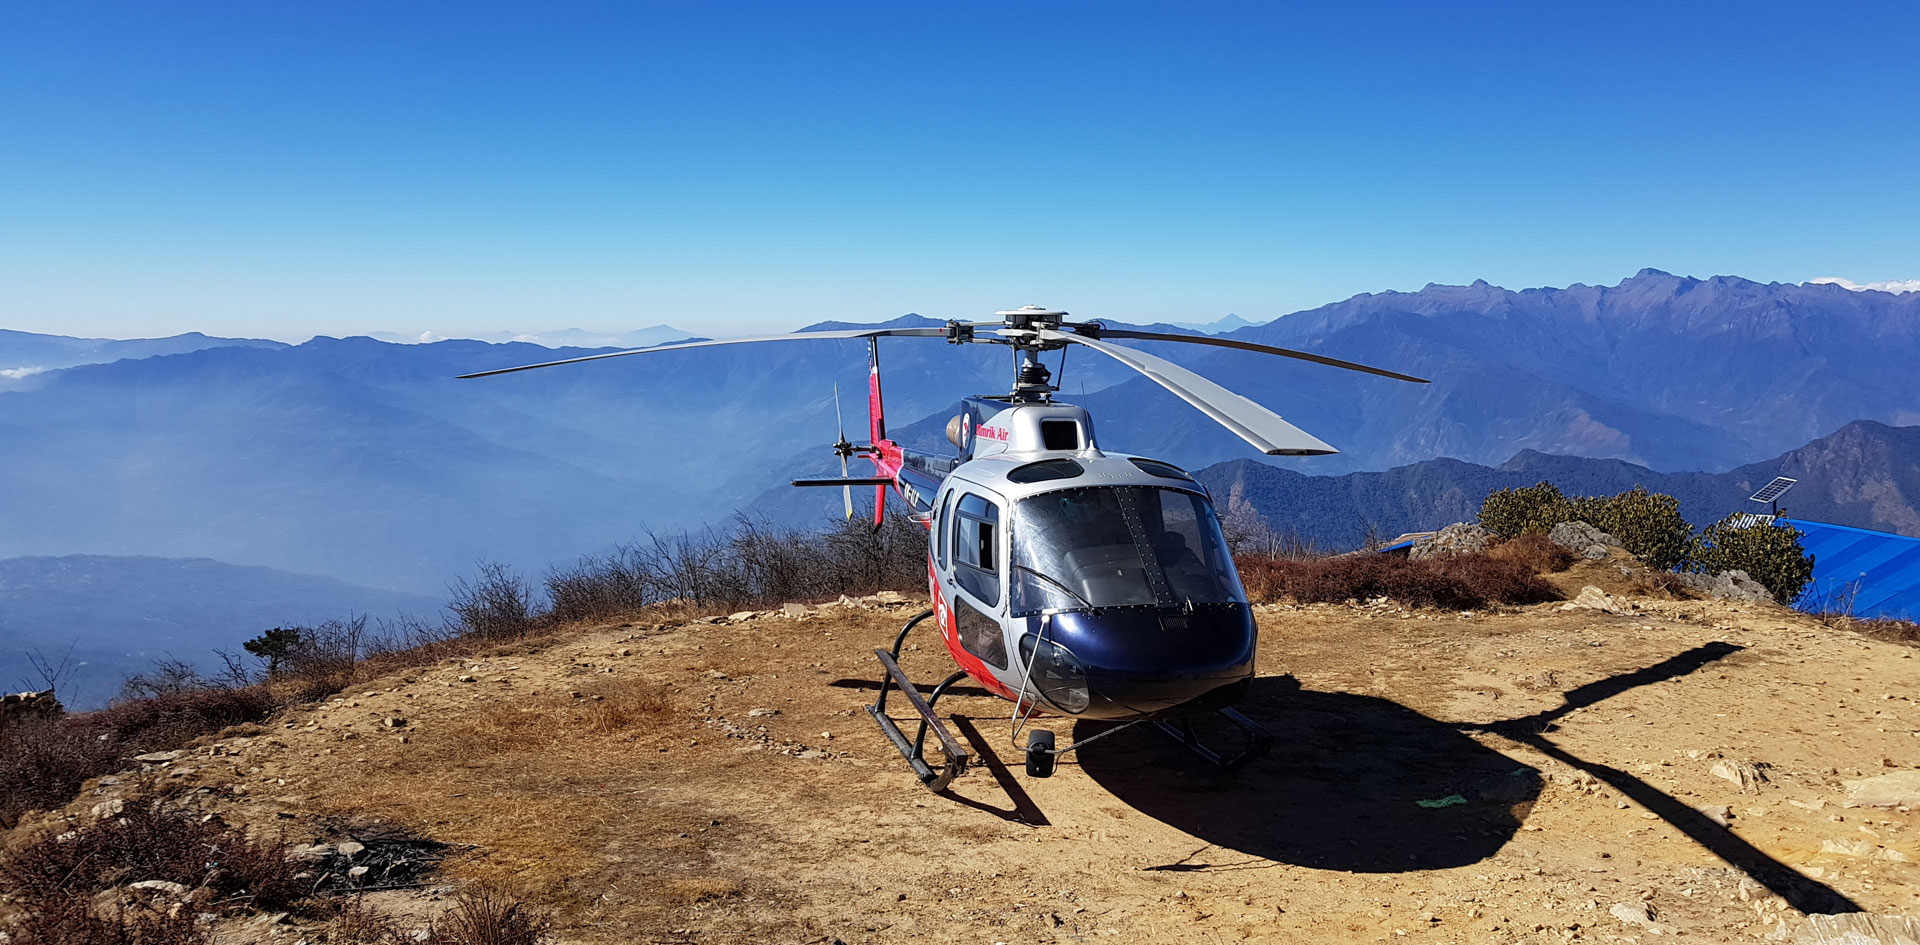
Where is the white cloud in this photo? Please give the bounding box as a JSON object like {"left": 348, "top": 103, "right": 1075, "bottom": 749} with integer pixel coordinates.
{"left": 416, "top": 331, "right": 447, "bottom": 343}
{"left": 1808, "top": 277, "right": 1920, "bottom": 294}
{"left": 0, "top": 366, "right": 47, "bottom": 381}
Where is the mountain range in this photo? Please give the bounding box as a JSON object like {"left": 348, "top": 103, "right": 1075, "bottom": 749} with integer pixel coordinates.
{"left": 1197, "top": 419, "right": 1920, "bottom": 551}
{"left": 4, "top": 269, "right": 1919, "bottom": 596}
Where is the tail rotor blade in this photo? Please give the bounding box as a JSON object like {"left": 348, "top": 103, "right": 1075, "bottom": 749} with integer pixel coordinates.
{"left": 840, "top": 454, "right": 854, "bottom": 520}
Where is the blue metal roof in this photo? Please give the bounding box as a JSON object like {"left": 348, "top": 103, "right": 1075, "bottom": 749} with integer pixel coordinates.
{"left": 1781, "top": 518, "right": 1920, "bottom": 622}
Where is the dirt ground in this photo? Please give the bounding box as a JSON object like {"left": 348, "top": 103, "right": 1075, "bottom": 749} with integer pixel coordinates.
{"left": 26, "top": 573, "right": 1920, "bottom": 944}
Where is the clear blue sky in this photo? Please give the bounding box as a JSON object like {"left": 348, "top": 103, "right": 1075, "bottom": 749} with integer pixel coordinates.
{"left": 3, "top": 1, "right": 1915, "bottom": 341}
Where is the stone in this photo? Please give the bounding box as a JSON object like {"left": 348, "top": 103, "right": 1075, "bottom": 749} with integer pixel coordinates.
{"left": 383, "top": 717, "right": 407, "bottom": 728}
{"left": 128, "top": 880, "right": 191, "bottom": 898}
{"left": 1549, "top": 521, "right": 1618, "bottom": 560}
{"left": 457, "top": 674, "right": 477, "bottom": 683}
{"left": 871, "top": 590, "right": 908, "bottom": 605}
{"left": 1561, "top": 585, "right": 1624, "bottom": 614}
{"left": 1608, "top": 901, "right": 1655, "bottom": 928}
{"left": 1674, "top": 568, "right": 1774, "bottom": 603}
{"left": 1843, "top": 770, "right": 1920, "bottom": 808}
{"left": 1409, "top": 522, "right": 1492, "bottom": 560}
{"left": 797, "top": 749, "right": 829, "bottom": 759}
{"left": 348, "top": 865, "right": 371, "bottom": 880}
{"left": 1820, "top": 838, "right": 1877, "bottom": 858}
{"left": 781, "top": 602, "right": 809, "bottom": 618}
{"left": 747, "top": 708, "right": 779, "bottom": 718}
{"left": 336, "top": 840, "right": 366, "bottom": 858}
{"left": 91, "top": 798, "right": 125, "bottom": 820}
{"left": 1711, "top": 759, "right": 1771, "bottom": 793}
{"left": 1697, "top": 804, "right": 1733, "bottom": 826}
{"left": 133, "top": 750, "right": 184, "bottom": 763}
{"left": 727, "top": 611, "right": 758, "bottom": 623}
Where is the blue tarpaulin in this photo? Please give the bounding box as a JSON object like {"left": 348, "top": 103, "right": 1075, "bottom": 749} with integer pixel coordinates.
{"left": 1781, "top": 518, "right": 1920, "bottom": 622}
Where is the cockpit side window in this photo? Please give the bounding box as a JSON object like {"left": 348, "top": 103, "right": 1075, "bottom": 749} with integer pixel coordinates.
{"left": 952, "top": 492, "right": 1001, "bottom": 606}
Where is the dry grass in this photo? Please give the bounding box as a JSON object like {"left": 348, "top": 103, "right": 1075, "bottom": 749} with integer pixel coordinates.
{"left": 664, "top": 876, "right": 744, "bottom": 905}
{"left": 1487, "top": 533, "right": 1575, "bottom": 573}
{"left": 1819, "top": 614, "right": 1920, "bottom": 647}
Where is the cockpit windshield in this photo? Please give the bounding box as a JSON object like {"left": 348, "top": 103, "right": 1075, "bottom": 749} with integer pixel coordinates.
{"left": 1009, "top": 486, "right": 1244, "bottom": 616}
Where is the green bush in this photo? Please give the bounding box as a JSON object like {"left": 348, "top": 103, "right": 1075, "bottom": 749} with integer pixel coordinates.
{"left": 1690, "top": 516, "right": 1816, "bottom": 603}
{"left": 1478, "top": 483, "right": 1692, "bottom": 569}
{"left": 1479, "top": 482, "right": 1568, "bottom": 538}
{"left": 1582, "top": 486, "right": 1692, "bottom": 571}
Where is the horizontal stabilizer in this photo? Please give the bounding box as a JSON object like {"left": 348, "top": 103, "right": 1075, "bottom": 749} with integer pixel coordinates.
{"left": 792, "top": 477, "right": 894, "bottom": 488}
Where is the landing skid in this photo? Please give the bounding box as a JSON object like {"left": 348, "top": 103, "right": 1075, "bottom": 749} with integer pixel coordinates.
{"left": 867, "top": 610, "right": 971, "bottom": 792}
{"left": 1151, "top": 707, "right": 1273, "bottom": 770}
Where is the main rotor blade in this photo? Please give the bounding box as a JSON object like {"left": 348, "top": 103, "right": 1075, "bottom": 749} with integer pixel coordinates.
{"left": 1031, "top": 329, "right": 1339, "bottom": 456}
{"left": 1078, "top": 327, "right": 1429, "bottom": 384}
{"left": 457, "top": 327, "right": 950, "bottom": 379}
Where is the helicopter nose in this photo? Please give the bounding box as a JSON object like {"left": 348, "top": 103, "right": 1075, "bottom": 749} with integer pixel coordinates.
{"left": 1037, "top": 604, "right": 1257, "bottom": 720}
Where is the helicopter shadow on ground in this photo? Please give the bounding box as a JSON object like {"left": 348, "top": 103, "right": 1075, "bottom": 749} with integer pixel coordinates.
{"left": 1075, "top": 675, "right": 1542, "bottom": 874}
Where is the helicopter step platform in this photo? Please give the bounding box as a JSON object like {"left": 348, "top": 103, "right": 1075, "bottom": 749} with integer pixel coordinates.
{"left": 867, "top": 611, "right": 971, "bottom": 793}
{"left": 1151, "top": 707, "right": 1274, "bottom": 770}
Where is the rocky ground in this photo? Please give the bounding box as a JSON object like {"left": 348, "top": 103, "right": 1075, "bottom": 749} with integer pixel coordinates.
{"left": 10, "top": 567, "right": 1920, "bottom": 944}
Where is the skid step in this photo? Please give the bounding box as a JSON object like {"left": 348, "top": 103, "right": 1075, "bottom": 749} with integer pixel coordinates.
{"left": 867, "top": 617, "right": 970, "bottom": 792}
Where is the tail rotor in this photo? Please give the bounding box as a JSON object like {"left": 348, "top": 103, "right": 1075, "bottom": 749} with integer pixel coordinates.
{"left": 833, "top": 383, "right": 855, "bottom": 521}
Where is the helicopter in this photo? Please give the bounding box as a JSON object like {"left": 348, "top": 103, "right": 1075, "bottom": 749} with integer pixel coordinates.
{"left": 460, "top": 305, "right": 1426, "bottom": 791}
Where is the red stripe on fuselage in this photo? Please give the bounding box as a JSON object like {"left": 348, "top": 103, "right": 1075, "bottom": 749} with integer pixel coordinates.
{"left": 927, "top": 557, "right": 1020, "bottom": 702}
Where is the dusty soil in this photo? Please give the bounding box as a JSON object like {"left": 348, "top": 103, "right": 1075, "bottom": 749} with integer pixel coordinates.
{"left": 20, "top": 585, "right": 1920, "bottom": 943}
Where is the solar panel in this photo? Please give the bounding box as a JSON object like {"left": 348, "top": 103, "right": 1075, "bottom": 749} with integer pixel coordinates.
{"left": 1749, "top": 477, "right": 1798, "bottom": 503}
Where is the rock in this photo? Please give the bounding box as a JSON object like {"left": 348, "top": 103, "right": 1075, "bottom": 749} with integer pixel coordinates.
{"left": 1820, "top": 838, "right": 1877, "bottom": 858}
{"left": 871, "top": 590, "right": 908, "bottom": 605}
{"left": 727, "top": 611, "right": 758, "bottom": 623}
{"left": 1674, "top": 569, "right": 1774, "bottom": 603}
{"left": 797, "top": 749, "right": 829, "bottom": 759}
{"left": 91, "top": 799, "right": 125, "bottom": 820}
{"left": 133, "top": 750, "right": 184, "bottom": 763}
{"left": 747, "top": 708, "right": 779, "bottom": 718}
{"left": 1697, "top": 804, "right": 1733, "bottom": 826}
{"left": 336, "top": 840, "right": 366, "bottom": 858}
{"left": 383, "top": 717, "right": 408, "bottom": 728}
{"left": 1561, "top": 585, "right": 1624, "bottom": 614}
{"left": 456, "top": 674, "right": 477, "bottom": 683}
{"left": 128, "top": 880, "right": 191, "bottom": 898}
{"left": 348, "top": 865, "right": 371, "bottom": 880}
{"left": 1774, "top": 912, "right": 1920, "bottom": 944}
{"left": 1711, "top": 759, "right": 1771, "bottom": 793}
{"left": 1843, "top": 770, "right": 1920, "bottom": 808}
{"left": 1608, "top": 901, "right": 1655, "bottom": 928}
{"left": 1409, "top": 522, "right": 1491, "bottom": 560}
{"left": 1550, "top": 521, "right": 1618, "bottom": 560}
{"left": 781, "top": 602, "right": 809, "bottom": 618}
{"left": 285, "top": 843, "right": 331, "bottom": 862}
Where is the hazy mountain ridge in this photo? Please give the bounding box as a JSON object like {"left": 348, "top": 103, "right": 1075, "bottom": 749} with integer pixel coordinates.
{"left": 1196, "top": 419, "right": 1920, "bottom": 551}
{"left": 0, "top": 329, "right": 284, "bottom": 385}
{"left": 0, "top": 555, "right": 443, "bottom": 709}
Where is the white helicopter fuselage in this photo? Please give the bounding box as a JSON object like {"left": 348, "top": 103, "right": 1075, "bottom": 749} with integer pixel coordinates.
{"left": 918, "top": 398, "right": 1258, "bottom": 720}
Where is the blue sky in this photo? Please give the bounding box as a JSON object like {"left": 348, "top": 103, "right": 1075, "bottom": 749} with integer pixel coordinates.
{"left": 3, "top": 1, "right": 1916, "bottom": 341}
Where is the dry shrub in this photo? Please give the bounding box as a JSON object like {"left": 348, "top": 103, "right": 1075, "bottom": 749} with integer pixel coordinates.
{"left": 1488, "top": 533, "right": 1574, "bottom": 573}
{"left": 1237, "top": 552, "right": 1559, "bottom": 609}
{"left": 0, "top": 686, "right": 278, "bottom": 829}
{"left": 0, "top": 805, "right": 303, "bottom": 945}
{"left": 330, "top": 897, "right": 407, "bottom": 943}
{"left": 429, "top": 886, "right": 550, "bottom": 945}
{"left": 8, "top": 896, "right": 207, "bottom": 945}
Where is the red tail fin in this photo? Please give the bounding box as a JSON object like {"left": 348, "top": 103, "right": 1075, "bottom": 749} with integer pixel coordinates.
{"left": 867, "top": 338, "right": 886, "bottom": 443}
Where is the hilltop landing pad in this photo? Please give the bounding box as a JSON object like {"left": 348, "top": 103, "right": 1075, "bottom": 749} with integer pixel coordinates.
{"left": 37, "top": 586, "right": 1920, "bottom": 943}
